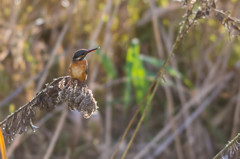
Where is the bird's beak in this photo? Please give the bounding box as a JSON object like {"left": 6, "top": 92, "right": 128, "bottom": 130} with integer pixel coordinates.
{"left": 85, "top": 47, "right": 99, "bottom": 55}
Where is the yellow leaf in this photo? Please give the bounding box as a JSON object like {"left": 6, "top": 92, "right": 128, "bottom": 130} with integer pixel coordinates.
{"left": 209, "top": 34, "right": 217, "bottom": 42}
{"left": 9, "top": 103, "right": 15, "bottom": 114}
{"left": 101, "top": 13, "right": 109, "bottom": 22}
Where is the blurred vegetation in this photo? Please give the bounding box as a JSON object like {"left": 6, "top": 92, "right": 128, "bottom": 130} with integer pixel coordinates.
{"left": 125, "top": 39, "right": 149, "bottom": 108}
{"left": 0, "top": 0, "right": 240, "bottom": 159}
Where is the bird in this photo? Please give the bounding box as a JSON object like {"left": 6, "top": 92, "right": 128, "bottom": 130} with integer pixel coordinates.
{"left": 69, "top": 47, "right": 99, "bottom": 82}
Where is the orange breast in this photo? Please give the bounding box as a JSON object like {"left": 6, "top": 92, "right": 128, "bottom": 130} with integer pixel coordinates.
{"left": 69, "top": 59, "right": 88, "bottom": 82}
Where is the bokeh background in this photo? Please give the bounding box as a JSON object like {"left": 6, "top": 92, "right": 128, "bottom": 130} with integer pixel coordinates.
{"left": 0, "top": 0, "right": 240, "bottom": 158}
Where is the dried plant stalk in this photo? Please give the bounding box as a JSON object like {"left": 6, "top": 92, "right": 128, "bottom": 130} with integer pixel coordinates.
{"left": 0, "top": 76, "right": 98, "bottom": 142}
{"left": 192, "top": 0, "right": 240, "bottom": 36}
{"left": 213, "top": 133, "right": 240, "bottom": 159}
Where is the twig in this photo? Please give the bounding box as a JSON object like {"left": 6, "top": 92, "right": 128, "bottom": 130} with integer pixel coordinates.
{"left": 137, "top": 3, "right": 180, "bottom": 26}
{"left": 36, "top": 0, "right": 77, "bottom": 92}
{"left": 7, "top": 105, "right": 65, "bottom": 157}
{"left": 111, "top": 61, "right": 161, "bottom": 159}
{"left": 211, "top": 96, "right": 236, "bottom": 127}
{"left": 203, "top": 43, "right": 232, "bottom": 85}
{"left": 164, "top": 86, "right": 184, "bottom": 159}
{"left": 160, "top": 21, "right": 195, "bottom": 159}
{"left": 43, "top": 108, "right": 68, "bottom": 159}
{"left": 231, "top": 81, "right": 240, "bottom": 138}
{"left": 213, "top": 133, "right": 240, "bottom": 159}
{"left": 0, "top": 72, "right": 41, "bottom": 108}
{"left": 119, "top": 13, "right": 191, "bottom": 159}
{"left": 87, "top": 0, "right": 96, "bottom": 19}
{"left": 111, "top": 4, "right": 195, "bottom": 157}
{"left": 3, "top": 0, "right": 20, "bottom": 45}
{"left": 118, "top": 1, "right": 204, "bottom": 157}
{"left": 88, "top": 0, "right": 115, "bottom": 89}
{"left": 89, "top": 0, "right": 113, "bottom": 46}
{"left": 150, "top": 0, "right": 184, "bottom": 157}
{"left": 121, "top": 72, "right": 161, "bottom": 159}
{"left": 149, "top": 0, "right": 164, "bottom": 57}
{"left": 153, "top": 77, "right": 230, "bottom": 157}
{"left": 37, "top": 105, "right": 65, "bottom": 127}
{"left": 64, "top": 148, "right": 71, "bottom": 159}
{"left": 133, "top": 72, "right": 233, "bottom": 159}
{"left": 35, "top": 21, "right": 69, "bottom": 91}
{"left": 100, "top": 1, "right": 120, "bottom": 158}
{"left": 100, "top": 86, "right": 113, "bottom": 159}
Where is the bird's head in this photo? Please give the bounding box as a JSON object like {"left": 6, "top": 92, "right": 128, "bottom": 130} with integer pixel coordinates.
{"left": 72, "top": 47, "right": 99, "bottom": 61}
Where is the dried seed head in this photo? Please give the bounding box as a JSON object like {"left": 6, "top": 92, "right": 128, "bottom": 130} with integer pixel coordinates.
{"left": 0, "top": 76, "right": 98, "bottom": 142}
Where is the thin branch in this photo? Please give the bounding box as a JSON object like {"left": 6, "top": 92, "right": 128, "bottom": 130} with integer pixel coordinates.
{"left": 111, "top": 3, "right": 196, "bottom": 157}
{"left": 160, "top": 21, "right": 195, "bottom": 159}
{"left": 3, "top": 0, "right": 20, "bottom": 45}
{"left": 88, "top": 0, "right": 114, "bottom": 89}
{"left": 0, "top": 72, "right": 41, "bottom": 108}
{"left": 149, "top": 0, "right": 164, "bottom": 57}
{"left": 36, "top": 0, "right": 77, "bottom": 92}
{"left": 100, "top": 1, "right": 120, "bottom": 158}
{"left": 150, "top": 0, "right": 184, "bottom": 157}
{"left": 43, "top": 108, "right": 68, "bottom": 159}
{"left": 164, "top": 86, "right": 184, "bottom": 159}
{"left": 121, "top": 69, "right": 163, "bottom": 159}
{"left": 110, "top": 57, "right": 163, "bottom": 159}
{"left": 89, "top": 0, "right": 113, "bottom": 46}
{"left": 152, "top": 78, "right": 230, "bottom": 157}
{"left": 133, "top": 72, "right": 233, "bottom": 159}
{"left": 231, "top": 81, "right": 240, "bottom": 138}
{"left": 213, "top": 133, "right": 240, "bottom": 159}
{"left": 7, "top": 105, "right": 65, "bottom": 157}
{"left": 137, "top": 3, "right": 180, "bottom": 26}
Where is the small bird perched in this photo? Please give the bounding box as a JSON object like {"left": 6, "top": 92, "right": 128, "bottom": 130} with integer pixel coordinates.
{"left": 69, "top": 47, "right": 99, "bottom": 82}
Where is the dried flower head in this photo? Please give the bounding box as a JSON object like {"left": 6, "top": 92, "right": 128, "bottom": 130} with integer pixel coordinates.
{"left": 0, "top": 76, "right": 98, "bottom": 142}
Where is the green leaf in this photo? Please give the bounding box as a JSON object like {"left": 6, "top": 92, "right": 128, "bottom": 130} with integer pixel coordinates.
{"left": 124, "top": 38, "right": 149, "bottom": 108}
{"left": 183, "top": 78, "right": 194, "bottom": 88}
{"left": 139, "top": 54, "right": 194, "bottom": 88}
{"left": 101, "top": 53, "right": 116, "bottom": 79}
{"left": 139, "top": 54, "right": 164, "bottom": 68}
{"left": 139, "top": 54, "right": 182, "bottom": 79}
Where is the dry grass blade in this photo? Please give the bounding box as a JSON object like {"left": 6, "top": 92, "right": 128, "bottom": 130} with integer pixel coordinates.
{"left": 43, "top": 108, "right": 68, "bottom": 159}
{"left": 0, "top": 76, "right": 98, "bottom": 143}
{"left": 6, "top": 105, "right": 65, "bottom": 158}
{"left": 214, "top": 133, "right": 240, "bottom": 159}
{"left": 111, "top": 5, "right": 193, "bottom": 157}
{"left": 152, "top": 73, "right": 233, "bottom": 157}
{"left": 192, "top": 1, "right": 240, "bottom": 36}
{"left": 211, "top": 9, "right": 240, "bottom": 36}
{"left": 133, "top": 73, "right": 233, "bottom": 158}
{"left": 110, "top": 66, "right": 162, "bottom": 159}
{"left": 35, "top": 0, "right": 78, "bottom": 92}
{"left": 0, "top": 72, "right": 41, "bottom": 108}
{"left": 150, "top": 0, "right": 183, "bottom": 158}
